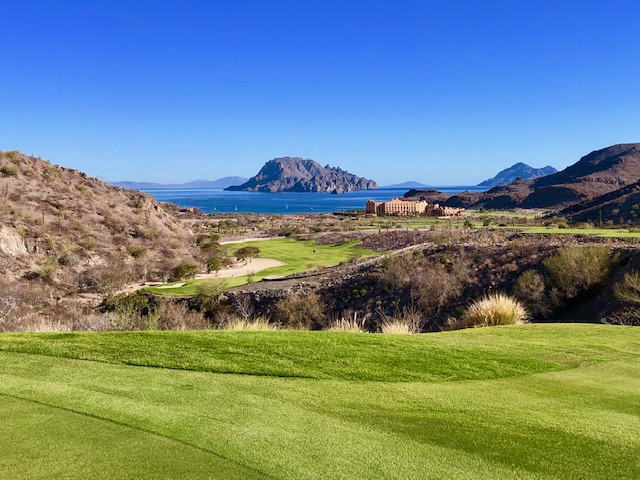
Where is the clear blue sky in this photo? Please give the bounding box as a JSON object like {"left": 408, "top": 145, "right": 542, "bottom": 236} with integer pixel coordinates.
{"left": 1, "top": 0, "right": 639, "bottom": 185}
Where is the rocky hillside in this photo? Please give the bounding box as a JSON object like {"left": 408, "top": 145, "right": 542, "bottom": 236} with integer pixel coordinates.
{"left": 478, "top": 162, "right": 557, "bottom": 187}
{"left": 225, "top": 157, "right": 377, "bottom": 194}
{"left": 0, "top": 151, "right": 201, "bottom": 294}
{"left": 406, "top": 144, "right": 640, "bottom": 210}
{"left": 561, "top": 180, "right": 640, "bottom": 225}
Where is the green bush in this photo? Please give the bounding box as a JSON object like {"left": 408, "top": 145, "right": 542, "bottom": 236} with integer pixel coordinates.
{"left": 513, "top": 269, "right": 548, "bottom": 317}
{"left": 195, "top": 280, "right": 227, "bottom": 312}
{"left": 543, "top": 246, "right": 616, "bottom": 299}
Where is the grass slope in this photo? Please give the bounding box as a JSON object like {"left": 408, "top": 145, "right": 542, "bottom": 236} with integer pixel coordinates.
{"left": 1, "top": 325, "right": 639, "bottom": 479}
{"left": 146, "top": 238, "right": 376, "bottom": 295}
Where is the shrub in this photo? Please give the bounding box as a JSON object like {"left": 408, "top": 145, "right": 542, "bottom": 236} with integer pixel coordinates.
{"left": 195, "top": 280, "right": 227, "bottom": 312}
{"left": 614, "top": 271, "right": 640, "bottom": 304}
{"left": 274, "top": 291, "right": 324, "bottom": 329}
{"left": 156, "top": 300, "right": 209, "bottom": 330}
{"left": 235, "top": 246, "right": 260, "bottom": 262}
{"left": 0, "top": 163, "right": 19, "bottom": 176}
{"left": 171, "top": 263, "right": 198, "bottom": 281}
{"left": 513, "top": 269, "right": 548, "bottom": 317}
{"left": 453, "top": 293, "right": 528, "bottom": 329}
{"left": 543, "top": 246, "right": 616, "bottom": 299}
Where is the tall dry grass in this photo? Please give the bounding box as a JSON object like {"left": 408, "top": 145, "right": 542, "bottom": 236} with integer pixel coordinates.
{"left": 326, "top": 312, "right": 366, "bottom": 333}
{"left": 219, "top": 316, "right": 277, "bottom": 331}
{"left": 447, "top": 293, "right": 528, "bottom": 330}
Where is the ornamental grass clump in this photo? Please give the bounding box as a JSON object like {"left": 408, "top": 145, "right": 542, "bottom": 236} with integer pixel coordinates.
{"left": 220, "top": 316, "right": 277, "bottom": 331}
{"left": 327, "top": 312, "right": 366, "bottom": 333}
{"left": 459, "top": 293, "right": 528, "bottom": 328}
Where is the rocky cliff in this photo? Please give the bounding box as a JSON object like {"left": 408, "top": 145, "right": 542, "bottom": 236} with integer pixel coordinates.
{"left": 225, "top": 157, "right": 377, "bottom": 194}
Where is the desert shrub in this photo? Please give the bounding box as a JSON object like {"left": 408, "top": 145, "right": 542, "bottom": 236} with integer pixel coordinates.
{"left": 195, "top": 280, "right": 227, "bottom": 312}
{"left": 218, "top": 316, "right": 276, "bottom": 331}
{"left": 274, "top": 291, "right": 324, "bottom": 329}
{"left": 513, "top": 269, "right": 549, "bottom": 317}
{"left": 450, "top": 293, "right": 528, "bottom": 329}
{"left": 543, "top": 246, "right": 616, "bottom": 299}
{"left": 101, "top": 292, "right": 158, "bottom": 331}
{"left": 37, "top": 256, "right": 59, "bottom": 282}
{"left": 127, "top": 243, "right": 147, "bottom": 258}
{"left": 0, "top": 164, "right": 19, "bottom": 176}
{"left": 156, "top": 300, "right": 209, "bottom": 330}
{"left": 171, "top": 263, "right": 198, "bottom": 281}
{"left": 78, "top": 236, "right": 98, "bottom": 251}
{"left": 377, "top": 251, "right": 468, "bottom": 321}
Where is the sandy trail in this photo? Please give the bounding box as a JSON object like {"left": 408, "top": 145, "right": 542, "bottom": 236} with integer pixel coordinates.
{"left": 220, "top": 237, "right": 281, "bottom": 245}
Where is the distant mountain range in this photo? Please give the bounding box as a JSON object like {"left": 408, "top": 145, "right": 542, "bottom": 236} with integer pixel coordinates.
{"left": 478, "top": 163, "right": 557, "bottom": 187}
{"left": 225, "top": 157, "right": 377, "bottom": 194}
{"left": 405, "top": 144, "right": 640, "bottom": 216}
{"left": 110, "top": 177, "right": 248, "bottom": 190}
{"left": 382, "top": 181, "right": 430, "bottom": 188}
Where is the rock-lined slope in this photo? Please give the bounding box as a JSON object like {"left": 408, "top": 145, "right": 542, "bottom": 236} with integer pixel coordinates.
{"left": 405, "top": 144, "right": 640, "bottom": 210}
{"left": 111, "top": 177, "right": 248, "bottom": 190}
{"left": 225, "top": 157, "right": 377, "bottom": 194}
{"left": 478, "top": 163, "right": 557, "bottom": 187}
{"left": 561, "top": 180, "right": 640, "bottom": 225}
{"left": 0, "top": 151, "right": 199, "bottom": 291}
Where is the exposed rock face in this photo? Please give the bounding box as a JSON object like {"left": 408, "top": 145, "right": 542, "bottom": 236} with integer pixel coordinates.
{"left": 225, "top": 157, "right": 378, "bottom": 194}
{"left": 478, "top": 163, "right": 557, "bottom": 187}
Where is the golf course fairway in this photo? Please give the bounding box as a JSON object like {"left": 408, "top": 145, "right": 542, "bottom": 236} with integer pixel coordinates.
{"left": 1, "top": 324, "right": 639, "bottom": 479}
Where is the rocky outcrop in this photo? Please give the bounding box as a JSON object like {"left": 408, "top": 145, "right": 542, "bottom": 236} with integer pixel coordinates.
{"left": 478, "top": 163, "right": 557, "bottom": 187}
{"left": 225, "top": 157, "right": 377, "bottom": 194}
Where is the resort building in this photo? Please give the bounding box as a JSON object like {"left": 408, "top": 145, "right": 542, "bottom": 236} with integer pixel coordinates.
{"left": 366, "top": 198, "right": 465, "bottom": 217}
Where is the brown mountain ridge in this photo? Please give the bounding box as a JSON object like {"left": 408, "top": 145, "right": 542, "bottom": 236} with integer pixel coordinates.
{"left": 405, "top": 143, "right": 640, "bottom": 212}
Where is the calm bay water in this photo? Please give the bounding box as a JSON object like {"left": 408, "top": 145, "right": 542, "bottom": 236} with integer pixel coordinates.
{"left": 142, "top": 187, "right": 488, "bottom": 214}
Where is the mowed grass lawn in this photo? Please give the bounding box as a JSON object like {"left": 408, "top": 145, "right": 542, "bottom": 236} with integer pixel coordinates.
{"left": 1, "top": 324, "right": 639, "bottom": 479}
{"left": 146, "top": 238, "right": 376, "bottom": 295}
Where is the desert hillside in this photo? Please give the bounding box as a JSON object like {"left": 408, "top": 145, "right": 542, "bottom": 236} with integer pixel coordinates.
{"left": 0, "top": 150, "right": 200, "bottom": 294}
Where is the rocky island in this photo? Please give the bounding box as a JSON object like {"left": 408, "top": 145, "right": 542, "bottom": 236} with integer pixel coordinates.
{"left": 225, "top": 157, "right": 378, "bottom": 194}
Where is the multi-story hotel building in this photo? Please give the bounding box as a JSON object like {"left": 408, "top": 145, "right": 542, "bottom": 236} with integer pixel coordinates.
{"left": 366, "top": 198, "right": 464, "bottom": 217}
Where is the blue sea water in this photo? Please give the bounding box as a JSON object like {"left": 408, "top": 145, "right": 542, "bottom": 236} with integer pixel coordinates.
{"left": 141, "top": 187, "right": 488, "bottom": 214}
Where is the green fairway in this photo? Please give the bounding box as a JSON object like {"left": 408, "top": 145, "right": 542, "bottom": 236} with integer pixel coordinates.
{"left": 1, "top": 325, "right": 639, "bottom": 479}
{"left": 146, "top": 238, "right": 376, "bottom": 295}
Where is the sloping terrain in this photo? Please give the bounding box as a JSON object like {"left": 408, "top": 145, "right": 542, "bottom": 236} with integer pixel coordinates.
{"left": 0, "top": 325, "right": 638, "bottom": 479}
{"left": 226, "top": 157, "right": 377, "bottom": 193}
{"left": 0, "top": 150, "right": 199, "bottom": 294}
